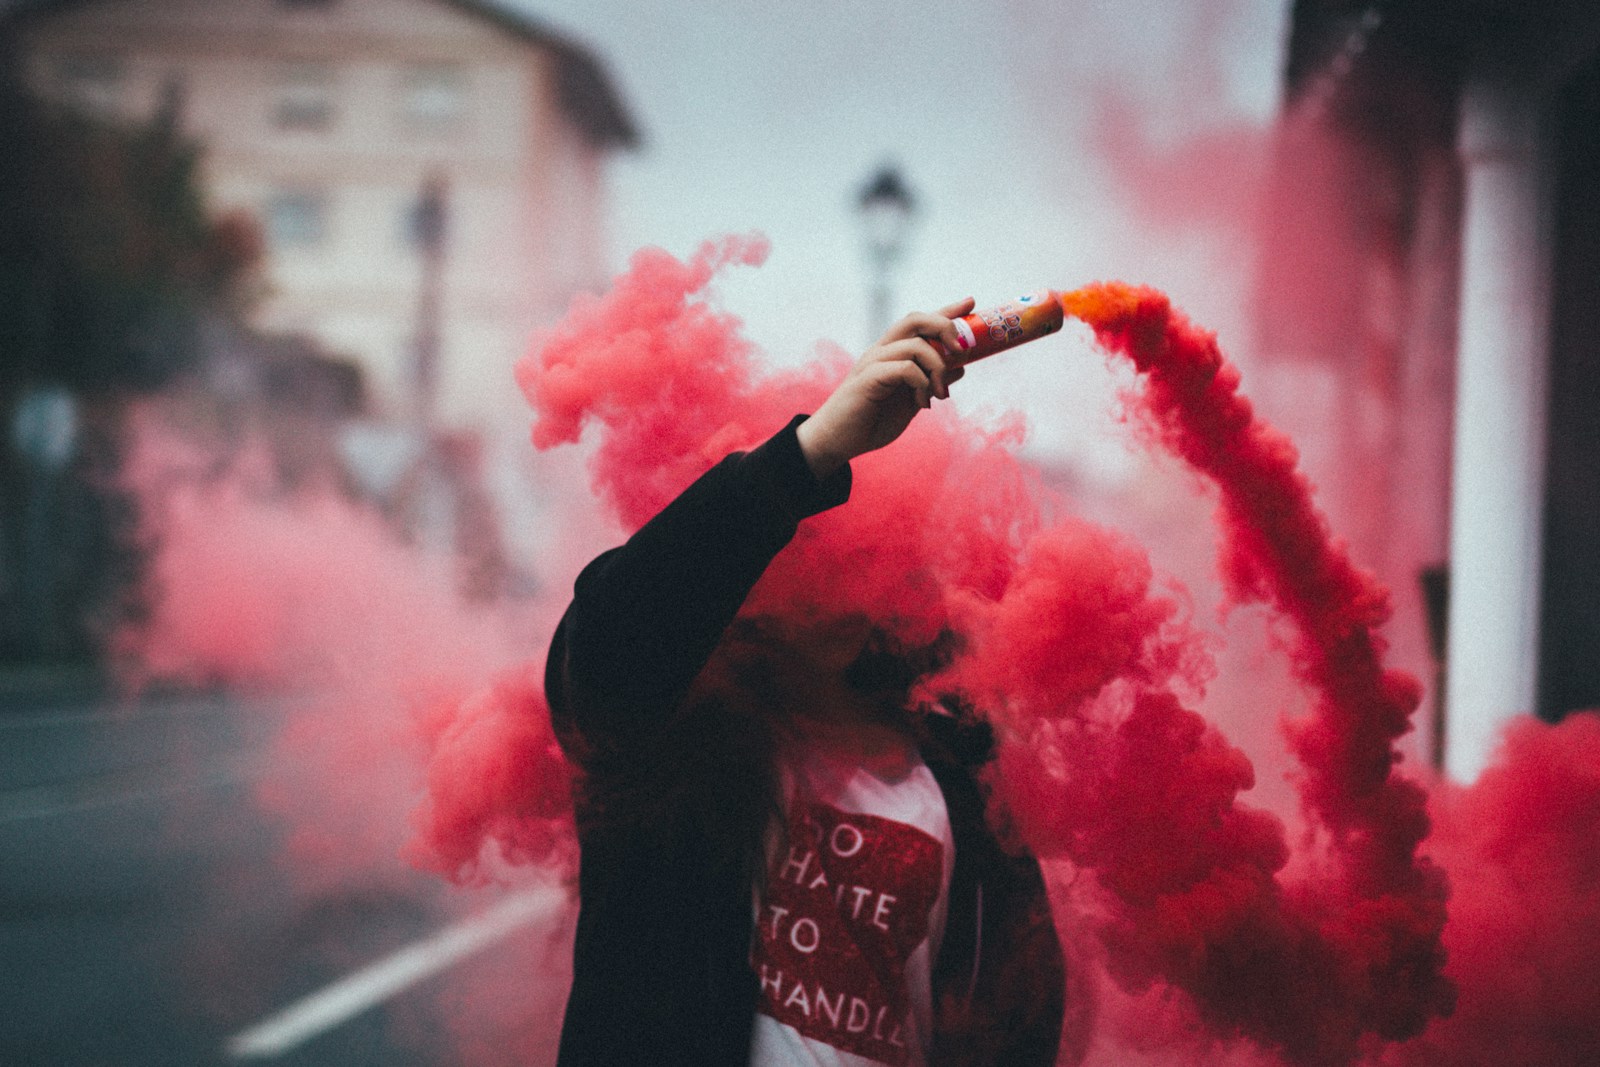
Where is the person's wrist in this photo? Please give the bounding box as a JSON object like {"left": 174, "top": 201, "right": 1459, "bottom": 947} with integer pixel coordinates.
{"left": 796, "top": 416, "right": 847, "bottom": 481}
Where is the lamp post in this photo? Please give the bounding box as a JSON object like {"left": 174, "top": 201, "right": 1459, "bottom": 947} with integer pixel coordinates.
{"left": 856, "top": 164, "right": 917, "bottom": 342}
{"left": 403, "top": 171, "right": 452, "bottom": 554}
{"left": 409, "top": 171, "right": 449, "bottom": 430}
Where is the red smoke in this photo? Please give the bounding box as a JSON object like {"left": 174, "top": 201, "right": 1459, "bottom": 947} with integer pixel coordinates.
{"left": 504, "top": 242, "right": 1456, "bottom": 1063}
{"left": 1386, "top": 713, "right": 1600, "bottom": 1067}
{"left": 515, "top": 233, "right": 1048, "bottom": 644}
{"left": 1007, "top": 283, "right": 1453, "bottom": 1063}
{"left": 122, "top": 239, "right": 1600, "bottom": 1065}
{"left": 408, "top": 664, "right": 574, "bottom": 882}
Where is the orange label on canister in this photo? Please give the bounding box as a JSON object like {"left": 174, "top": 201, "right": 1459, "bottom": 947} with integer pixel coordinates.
{"left": 948, "top": 291, "right": 1064, "bottom": 366}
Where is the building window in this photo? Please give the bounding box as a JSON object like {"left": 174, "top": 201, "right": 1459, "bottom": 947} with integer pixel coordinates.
{"left": 275, "top": 62, "right": 335, "bottom": 130}
{"left": 55, "top": 54, "right": 126, "bottom": 114}
{"left": 401, "top": 64, "right": 466, "bottom": 132}
{"left": 266, "top": 191, "right": 328, "bottom": 247}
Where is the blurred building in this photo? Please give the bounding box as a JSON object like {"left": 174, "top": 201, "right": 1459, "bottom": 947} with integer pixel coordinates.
{"left": 7, "top": 0, "right": 637, "bottom": 427}
{"left": 1258, "top": 0, "right": 1600, "bottom": 781}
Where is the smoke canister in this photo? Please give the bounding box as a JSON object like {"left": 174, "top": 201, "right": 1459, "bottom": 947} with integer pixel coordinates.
{"left": 946, "top": 290, "right": 1064, "bottom": 366}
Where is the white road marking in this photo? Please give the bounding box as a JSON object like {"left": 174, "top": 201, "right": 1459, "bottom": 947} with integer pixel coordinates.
{"left": 224, "top": 884, "right": 566, "bottom": 1060}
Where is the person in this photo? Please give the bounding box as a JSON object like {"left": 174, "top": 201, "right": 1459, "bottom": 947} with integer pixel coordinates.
{"left": 545, "top": 298, "right": 1066, "bottom": 1066}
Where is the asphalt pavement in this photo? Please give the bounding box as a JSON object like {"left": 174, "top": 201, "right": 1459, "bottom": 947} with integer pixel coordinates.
{"left": 0, "top": 681, "right": 573, "bottom": 1066}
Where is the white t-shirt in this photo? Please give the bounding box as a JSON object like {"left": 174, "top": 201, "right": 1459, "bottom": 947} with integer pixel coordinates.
{"left": 749, "top": 743, "right": 955, "bottom": 1067}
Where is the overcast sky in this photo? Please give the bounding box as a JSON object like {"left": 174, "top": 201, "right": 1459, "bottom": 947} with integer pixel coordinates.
{"left": 512, "top": 0, "right": 1290, "bottom": 466}
{"left": 0, "top": 0, "right": 1292, "bottom": 467}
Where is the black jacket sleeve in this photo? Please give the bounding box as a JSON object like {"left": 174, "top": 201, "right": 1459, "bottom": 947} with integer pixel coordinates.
{"left": 545, "top": 415, "right": 851, "bottom": 758}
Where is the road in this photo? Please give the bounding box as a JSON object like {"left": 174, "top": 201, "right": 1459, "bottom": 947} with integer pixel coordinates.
{"left": 0, "top": 682, "right": 574, "bottom": 1066}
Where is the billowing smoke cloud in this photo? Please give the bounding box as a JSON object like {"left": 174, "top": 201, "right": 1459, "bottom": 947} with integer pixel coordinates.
{"left": 502, "top": 240, "right": 1456, "bottom": 1063}
{"left": 1384, "top": 714, "right": 1600, "bottom": 1067}
{"left": 1012, "top": 283, "right": 1453, "bottom": 1063}
{"left": 121, "top": 239, "right": 1600, "bottom": 1066}
{"left": 115, "top": 402, "right": 534, "bottom": 886}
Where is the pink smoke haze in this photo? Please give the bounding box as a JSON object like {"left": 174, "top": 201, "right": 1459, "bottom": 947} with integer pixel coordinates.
{"left": 121, "top": 239, "right": 1600, "bottom": 1065}
{"left": 116, "top": 401, "right": 563, "bottom": 887}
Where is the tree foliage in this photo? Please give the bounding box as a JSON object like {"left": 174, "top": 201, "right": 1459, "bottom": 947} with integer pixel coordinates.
{"left": 0, "top": 54, "right": 261, "bottom": 663}
{"left": 0, "top": 62, "right": 260, "bottom": 397}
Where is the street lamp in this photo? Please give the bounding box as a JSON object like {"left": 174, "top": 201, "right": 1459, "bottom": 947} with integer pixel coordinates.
{"left": 403, "top": 171, "right": 453, "bottom": 554}
{"left": 856, "top": 164, "right": 917, "bottom": 341}
{"left": 409, "top": 171, "right": 449, "bottom": 429}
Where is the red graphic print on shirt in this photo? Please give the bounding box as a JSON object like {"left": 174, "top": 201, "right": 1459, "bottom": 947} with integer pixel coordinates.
{"left": 752, "top": 802, "right": 945, "bottom": 1064}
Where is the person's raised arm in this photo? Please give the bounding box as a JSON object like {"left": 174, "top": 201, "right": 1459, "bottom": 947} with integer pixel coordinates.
{"left": 546, "top": 298, "right": 976, "bottom": 752}
{"left": 796, "top": 299, "right": 973, "bottom": 479}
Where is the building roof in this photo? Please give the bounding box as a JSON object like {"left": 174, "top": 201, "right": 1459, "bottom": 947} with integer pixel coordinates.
{"left": 0, "top": 0, "right": 640, "bottom": 149}
{"left": 439, "top": 0, "right": 638, "bottom": 149}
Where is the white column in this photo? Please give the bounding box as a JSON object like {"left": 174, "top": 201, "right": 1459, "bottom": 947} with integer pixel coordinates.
{"left": 1444, "top": 81, "right": 1553, "bottom": 782}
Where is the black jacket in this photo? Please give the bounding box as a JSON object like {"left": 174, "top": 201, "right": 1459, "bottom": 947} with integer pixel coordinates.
{"left": 545, "top": 416, "right": 1065, "bottom": 1066}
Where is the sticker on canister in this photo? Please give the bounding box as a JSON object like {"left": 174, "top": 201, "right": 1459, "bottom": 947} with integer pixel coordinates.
{"left": 948, "top": 291, "right": 1063, "bottom": 365}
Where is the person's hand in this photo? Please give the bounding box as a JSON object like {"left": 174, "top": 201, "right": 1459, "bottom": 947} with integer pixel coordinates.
{"left": 796, "top": 297, "right": 976, "bottom": 479}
